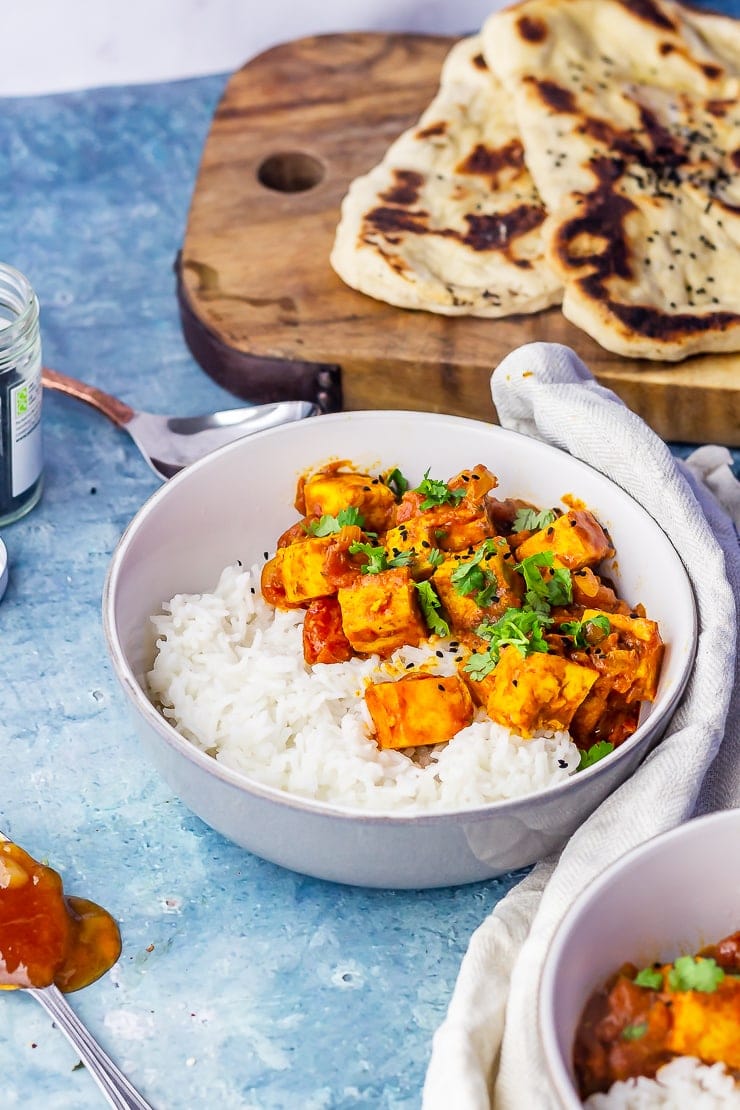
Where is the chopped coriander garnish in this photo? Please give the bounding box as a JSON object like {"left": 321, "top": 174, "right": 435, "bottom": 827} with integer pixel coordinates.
{"left": 427, "top": 548, "right": 445, "bottom": 568}
{"left": 306, "top": 507, "right": 365, "bottom": 536}
{"left": 348, "top": 542, "right": 413, "bottom": 574}
{"left": 512, "top": 507, "right": 556, "bottom": 532}
{"left": 577, "top": 741, "right": 615, "bottom": 771}
{"left": 386, "top": 467, "right": 409, "bottom": 497}
{"left": 464, "top": 607, "right": 552, "bottom": 679}
{"left": 621, "top": 1022, "right": 648, "bottom": 1041}
{"left": 450, "top": 539, "right": 500, "bottom": 607}
{"left": 668, "top": 956, "right": 725, "bottom": 993}
{"left": 415, "top": 581, "right": 450, "bottom": 637}
{"left": 414, "top": 470, "right": 467, "bottom": 511}
{"left": 515, "top": 551, "right": 572, "bottom": 612}
{"left": 634, "top": 966, "right": 663, "bottom": 990}
{"left": 387, "top": 550, "right": 415, "bottom": 569}
{"left": 560, "top": 614, "right": 611, "bottom": 649}
{"left": 465, "top": 650, "right": 498, "bottom": 680}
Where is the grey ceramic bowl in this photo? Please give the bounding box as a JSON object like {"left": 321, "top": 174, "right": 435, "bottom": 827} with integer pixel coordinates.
{"left": 102, "top": 411, "right": 696, "bottom": 889}
{"left": 540, "top": 807, "right": 740, "bottom": 1106}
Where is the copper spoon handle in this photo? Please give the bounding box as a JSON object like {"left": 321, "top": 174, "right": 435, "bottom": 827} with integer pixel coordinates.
{"left": 41, "top": 368, "right": 135, "bottom": 428}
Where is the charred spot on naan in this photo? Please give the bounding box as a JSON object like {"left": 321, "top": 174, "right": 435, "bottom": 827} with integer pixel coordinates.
{"left": 360, "top": 162, "right": 548, "bottom": 264}
{"left": 516, "top": 15, "right": 549, "bottom": 42}
{"left": 379, "top": 171, "right": 424, "bottom": 206}
{"left": 456, "top": 139, "right": 527, "bottom": 190}
{"left": 618, "top": 0, "right": 676, "bottom": 31}
{"left": 415, "top": 121, "right": 448, "bottom": 140}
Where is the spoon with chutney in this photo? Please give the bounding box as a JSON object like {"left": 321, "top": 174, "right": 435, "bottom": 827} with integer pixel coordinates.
{"left": 0, "top": 836, "right": 154, "bottom": 1109}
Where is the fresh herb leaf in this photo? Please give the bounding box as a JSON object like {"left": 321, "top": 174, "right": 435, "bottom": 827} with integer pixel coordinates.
{"left": 386, "top": 467, "right": 409, "bottom": 497}
{"left": 621, "top": 1022, "right": 648, "bottom": 1042}
{"left": 450, "top": 539, "right": 500, "bottom": 607}
{"left": 475, "top": 580, "right": 500, "bottom": 608}
{"left": 515, "top": 551, "right": 573, "bottom": 612}
{"left": 577, "top": 741, "right": 615, "bottom": 771}
{"left": 413, "top": 470, "right": 467, "bottom": 512}
{"left": 306, "top": 507, "right": 365, "bottom": 536}
{"left": 348, "top": 542, "right": 414, "bottom": 574}
{"left": 349, "top": 542, "right": 387, "bottom": 574}
{"left": 548, "top": 567, "right": 574, "bottom": 606}
{"left": 560, "top": 614, "right": 611, "bottom": 649}
{"left": 388, "top": 551, "right": 415, "bottom": 569}
{"left": 512, "top": 507, "right": 556, "bottom": 532}
{"left": 634, "top": 967, "right": 663, "bottom": 990}
{"left": 465, "top": 649, "right": 497, "bottom": 680}
{"left": 465, "top": 607, "right": 552, "bottom": 680}
{"left": 415, "top": 581, "right": 450, "bottom": 637}
{"left": 427, "top": 548, "right": 445, "bottom": 568}
{"left": 668, "top": 956, "right": 725, "bottom": 993}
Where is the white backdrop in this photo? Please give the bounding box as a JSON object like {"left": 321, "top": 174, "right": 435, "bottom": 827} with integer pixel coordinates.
{"left": 4, "top": 0, "right": 508, "bottom": 96}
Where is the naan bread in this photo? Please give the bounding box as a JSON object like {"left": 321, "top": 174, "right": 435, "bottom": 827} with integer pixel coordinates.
{"left": 330, "top": 35, "right": 562, "bottom": 317}
{"left": 482, "top": 0, "right": 740, "bottom": 360}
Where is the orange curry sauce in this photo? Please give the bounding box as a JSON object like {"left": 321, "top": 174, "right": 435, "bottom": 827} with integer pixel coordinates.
{"left": 0, "top": 840, "right": 121, "bottom": 992}
{"left": 574, "top": 931, "right": 740, "bottom": 1098}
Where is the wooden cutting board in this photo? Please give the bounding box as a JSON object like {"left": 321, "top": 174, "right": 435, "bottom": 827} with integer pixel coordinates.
{"left": 177, "top": 32, "right": 740, "bottom": 446}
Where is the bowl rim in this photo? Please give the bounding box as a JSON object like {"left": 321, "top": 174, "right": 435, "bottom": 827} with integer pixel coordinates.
{"left": 538, "top": 807, "right": 740, "bottom": 1108}
{"left": 102, "top": 409, "right": 697, "bottom": 825}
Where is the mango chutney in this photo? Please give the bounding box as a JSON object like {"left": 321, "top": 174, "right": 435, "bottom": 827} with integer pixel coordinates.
{"left": 0, "top": 839, "right": 121, "bottom": 992}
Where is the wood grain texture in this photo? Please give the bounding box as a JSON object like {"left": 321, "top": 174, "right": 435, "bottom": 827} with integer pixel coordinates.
{"left": 179, "top": 32, "right": 740, "bottom": 445}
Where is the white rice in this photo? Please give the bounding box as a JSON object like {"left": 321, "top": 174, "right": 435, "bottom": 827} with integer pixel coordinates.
{"left": 585, "top": 1057, "right": 740, "bottom": 1108}
{"left": 146, "top": 563, "right": 581, "bottom": 814}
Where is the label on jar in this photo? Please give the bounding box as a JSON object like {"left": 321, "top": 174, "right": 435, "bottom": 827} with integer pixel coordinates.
{"left": 9, "top": 359, "right": 42, "bottom": 497}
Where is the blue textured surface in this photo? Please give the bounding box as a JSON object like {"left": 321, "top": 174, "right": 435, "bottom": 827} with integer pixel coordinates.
{"left": 1, "top": 22, "right": 740, "bottom": 1106}
{"left": 0, "top": 73, "right": 526, "bottom": 1110}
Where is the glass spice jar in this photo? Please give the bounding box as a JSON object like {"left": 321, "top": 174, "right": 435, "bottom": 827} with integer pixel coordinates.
{"left": 0, "top": 263, "right": 43, "bottom": 525}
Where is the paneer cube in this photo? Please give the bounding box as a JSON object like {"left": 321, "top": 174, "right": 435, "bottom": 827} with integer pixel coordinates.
{"left": 365, "top": 673, "right": 475, "bottom": 749}
{"left": 437, "top": 512, "right": 496, "bottom": 553}
{"left": 261, "top": 547, "right": 293, "bottom": 609}
{"left": 431, "top": 538, "right": 522, "bottom": 632}
{"left": 384, "top": 517, "right": 441, "bottom": 580}
{"left": 266, "top": 527, "right": 363, "bottom": 606}
{"left": 279, "top": 536, "right": 337, "bottom": 604}
{"left": 394, "top": 466, "right": 496, "bottom": 552}
{"left": 516, "top": 509, "right": 614, "bottom": 570}
{"left": 337, "top": 567, "right": 428, "bottom": 657}
{"left": 462, "top": 644, "right": 598, "bottom": 737}
{"left": 582, "top": 608, "right": 664, "bottom": 702}
{"left": 447, "top": 464, "right": 498, "bottom": 501}
{"left": 667, "top": 977, "right": 740, "bottom": 1069}
{"left": 302, "top": 470, "right": 396, "bottom": 532}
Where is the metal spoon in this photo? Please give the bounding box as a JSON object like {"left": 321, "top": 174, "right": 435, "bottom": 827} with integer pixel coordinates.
{"left": 0, "top": 830, "right": 154, "bottom": 1109}
{"left": 42, "top": 367, "right": 319, "bottom": 480}
{"left": 24, "top": 984, "right": 154, "bottom": 1109}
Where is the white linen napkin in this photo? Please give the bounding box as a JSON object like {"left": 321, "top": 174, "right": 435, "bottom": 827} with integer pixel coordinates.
{"left": 422, "top": 342, "right": 740, "bottom": 1110}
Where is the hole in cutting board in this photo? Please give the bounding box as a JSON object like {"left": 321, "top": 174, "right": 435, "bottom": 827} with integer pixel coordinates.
{"left": 257, "top": 152, "right": 325, "bottom": 193}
